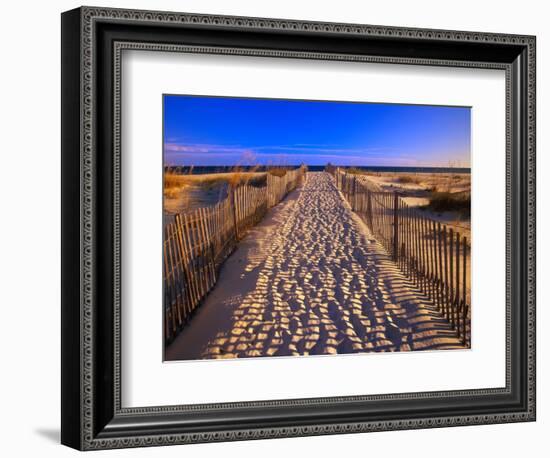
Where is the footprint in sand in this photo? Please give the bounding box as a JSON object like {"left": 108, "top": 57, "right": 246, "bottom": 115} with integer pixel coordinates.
{"left": 167, "top": 172, "right": 468, "bottom": 361}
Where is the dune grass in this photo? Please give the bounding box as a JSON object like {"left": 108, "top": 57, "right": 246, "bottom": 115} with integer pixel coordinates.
{"left": 164, "top": 172, "right": 189, "bottom": 199}
{"left": 267, "top": 167, "right": 288, "bottom": 178}
{"left": 163, "top": 165, "right": 273, "bottom": 199}
{"left": 427, "top": 191, "right": 471, "bottom": 218}
{"left": 396, "top": 174, "right": 421, "bottom": 184}
{"left": 343, "top": 167, "right": 381, "bottom": 176}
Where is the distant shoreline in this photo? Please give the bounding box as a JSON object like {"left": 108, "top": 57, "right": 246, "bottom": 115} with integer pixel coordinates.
{"left": 165, "top": 165, "right": 471, "bottom": 175}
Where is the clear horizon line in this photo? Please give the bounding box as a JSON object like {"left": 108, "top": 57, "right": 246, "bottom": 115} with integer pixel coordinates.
{"left": 164, "top": 164, "right": 472, "bottom": 169}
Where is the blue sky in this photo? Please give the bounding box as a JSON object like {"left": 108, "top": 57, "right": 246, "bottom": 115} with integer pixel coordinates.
{"left": 163, "top": 95, "right": 471, "bottom": 167}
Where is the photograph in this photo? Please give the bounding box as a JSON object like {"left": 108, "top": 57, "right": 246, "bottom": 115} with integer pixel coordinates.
{"left": 162, "top": 95, "right": 472, "bottom": 361}
{"left": 57, "top": 4, "right": 537, "bottom": 451}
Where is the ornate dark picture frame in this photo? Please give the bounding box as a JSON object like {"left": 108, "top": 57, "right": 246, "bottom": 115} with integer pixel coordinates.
{"left": 61, "top": 6, "right": 536, "bottom": 451}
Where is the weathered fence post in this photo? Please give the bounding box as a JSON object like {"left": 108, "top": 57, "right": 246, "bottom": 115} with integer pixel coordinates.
{"left": 366, "top": 188, "right": 373, "bottom": 229}
{"left": 230, "top": 185, "right": 239, "bottom": 240}
{"left": 353, "top": 175, "right": 357, "bottom": 211}
{"left": 393, "top": 191, "right": 399, "bottom": 261}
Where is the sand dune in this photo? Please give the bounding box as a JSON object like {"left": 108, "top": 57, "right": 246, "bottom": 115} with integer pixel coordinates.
{"left": 165, "top": 172, "right": 466, "bottom": 361}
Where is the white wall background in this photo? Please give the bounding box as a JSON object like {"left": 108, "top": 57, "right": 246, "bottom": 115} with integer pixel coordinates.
{"left": 0, "top": 0, "right": 545, "bottom": 456}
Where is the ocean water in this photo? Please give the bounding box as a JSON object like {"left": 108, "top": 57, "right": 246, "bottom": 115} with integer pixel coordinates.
{"left": 166, "top": 165, "right": 471, "bottom": 175}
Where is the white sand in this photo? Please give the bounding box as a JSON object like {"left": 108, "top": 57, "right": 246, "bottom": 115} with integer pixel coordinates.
{"left": 165, "top": 172, "right": 465, "bottom": 361}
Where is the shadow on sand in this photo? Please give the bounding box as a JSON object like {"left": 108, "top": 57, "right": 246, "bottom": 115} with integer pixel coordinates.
{"left": 165, "top": 172, "right": 468, "bottom": 361}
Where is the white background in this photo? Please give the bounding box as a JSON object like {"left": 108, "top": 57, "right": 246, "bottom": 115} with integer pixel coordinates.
{"left": 0, "top": 0, "right": 546, "bottom": 457}
{"left": 123, "top": 52, "right": 506, "bottom": 406}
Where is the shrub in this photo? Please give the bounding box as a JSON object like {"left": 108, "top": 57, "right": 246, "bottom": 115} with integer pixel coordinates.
{"left": 163, "top": 172, "right": 188, "bottom": 198}
{"left": 267, "top": 167, "right": 288, "bottom": 178}
{"left": 427, "top": 191, "right": 471, "bottom": 218}
{"left": 397, "top": 175, "right": 420, "bottom": 184}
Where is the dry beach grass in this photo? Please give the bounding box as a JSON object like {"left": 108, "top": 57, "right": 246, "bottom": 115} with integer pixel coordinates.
{"left": 361, "top": 170, "right": 471, "bottom": 238}
{"left": 164, "top": 167, "right": 294, "bottom": 212}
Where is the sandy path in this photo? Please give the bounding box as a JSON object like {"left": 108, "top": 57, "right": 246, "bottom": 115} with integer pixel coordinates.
{"left": 165, "top": 172, "right": 465, "bottom": 361}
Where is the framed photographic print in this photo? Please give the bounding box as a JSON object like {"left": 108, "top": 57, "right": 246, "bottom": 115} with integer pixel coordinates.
{"left": 61, "top": 6, "right": 536, "bottom": 450}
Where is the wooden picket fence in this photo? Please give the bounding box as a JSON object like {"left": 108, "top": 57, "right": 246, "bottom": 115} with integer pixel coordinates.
{"left": 266, "top": 168, "right": 306, "bottom": 207}
{"left": 333, "top": 168, "right": 471, "bottom": 345}
{"left": 164, "top": 166, "right": 306, "bottom": 344}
